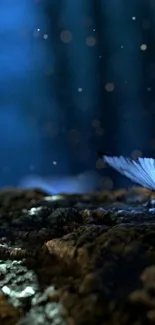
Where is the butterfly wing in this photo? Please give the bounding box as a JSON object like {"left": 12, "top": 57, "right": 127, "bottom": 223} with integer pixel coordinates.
{"left": 103, "top": 155, "right": 155, "bottom": 190}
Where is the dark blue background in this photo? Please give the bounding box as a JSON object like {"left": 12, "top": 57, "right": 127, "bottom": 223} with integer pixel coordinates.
{"left": 0, "top": 0, "right": 155, "bottom": 192}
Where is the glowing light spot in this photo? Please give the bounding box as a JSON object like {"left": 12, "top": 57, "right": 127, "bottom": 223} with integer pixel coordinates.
{"left": 105, "top": 83, "right": 115, "bottom": 92}
{"left": 86, "top": 36, "right": 96, "bottom": 47}
{"left": 52, "top": 161, "right": 57, "bottom": 165}
{"left": 43, "top": 34, "right": 48, "bottom": 39}
{"left": 29, "top": 207, "right": 42, "bottom": 216}
{"left": 78, "top": 87, "right": 83, "bottom": 92}
{"left": 140, "top": 44, "right": 147, "bottom": 51}
{"left": 46, "top": 195, "right": 65, "bottom": 201}
{"left": 132, "top": 16, "right": 136, "bottom": 20}
{"left": 60, "top": 30, "right": 72, "bottom": 43}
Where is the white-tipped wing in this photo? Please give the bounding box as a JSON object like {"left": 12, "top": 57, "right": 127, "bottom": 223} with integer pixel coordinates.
{"left": 103, "top": 155, "right": 155, "bottom": 190}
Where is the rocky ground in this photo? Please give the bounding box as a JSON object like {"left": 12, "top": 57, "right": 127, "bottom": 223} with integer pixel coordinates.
{"left": 1, "top": 186, "right": 155, "bottom": 324}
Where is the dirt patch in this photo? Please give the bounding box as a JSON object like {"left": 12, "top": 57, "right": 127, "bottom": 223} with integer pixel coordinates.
{"left": 0, "top": 187, "right": 155, "bottom": 324}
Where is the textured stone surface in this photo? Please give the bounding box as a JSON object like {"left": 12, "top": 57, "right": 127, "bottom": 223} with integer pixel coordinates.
{"left": 0, "top": 187, "right": 155, "bottom": 324}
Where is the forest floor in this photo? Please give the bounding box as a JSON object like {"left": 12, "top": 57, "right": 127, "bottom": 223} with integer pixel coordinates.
{"left": 0, "top": 186, "right": 155, "bottom": 325}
